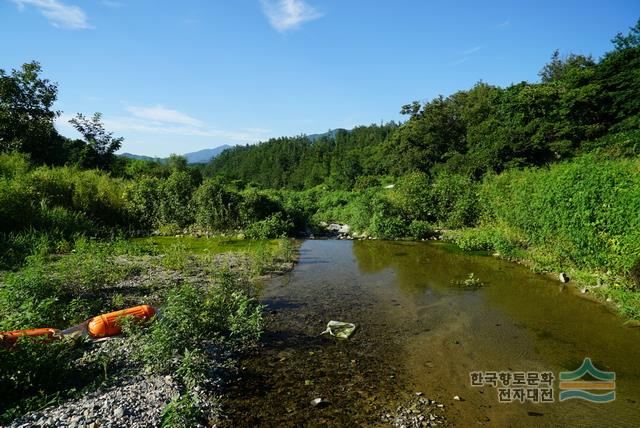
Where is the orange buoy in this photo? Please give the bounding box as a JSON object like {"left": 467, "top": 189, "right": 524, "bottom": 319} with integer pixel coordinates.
{"left": 88, "top": 305, "right": 156, "bottom": 338}
{"left": 0, "top": 328, "right": 60, "bottom": 345}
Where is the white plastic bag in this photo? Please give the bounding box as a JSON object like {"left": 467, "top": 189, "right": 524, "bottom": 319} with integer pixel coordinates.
{"left": 320, "top": 320, "right": 357, "bottom": 339}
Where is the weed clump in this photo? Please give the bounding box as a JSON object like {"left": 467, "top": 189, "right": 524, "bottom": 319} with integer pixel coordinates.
{"left": 453, "top": 273, "right": 485, "bottom": 288}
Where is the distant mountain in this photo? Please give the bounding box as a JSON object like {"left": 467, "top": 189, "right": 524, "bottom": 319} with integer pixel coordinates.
{"left": 120, "top": 144, "right": 232, "bottom": 165}
{"left": 307, "top": 129, "right": 347, "bottom": 142}
{"left": 183, "top": 145, "right": 231, "bottom": 164}
{"left": 119, "top": 153, "right": 163, "bottom": 162}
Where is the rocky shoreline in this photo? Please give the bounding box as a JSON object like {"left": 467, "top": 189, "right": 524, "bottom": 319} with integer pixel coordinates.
{"left": 2, "top": 247, "right": 295, "bottom": 428}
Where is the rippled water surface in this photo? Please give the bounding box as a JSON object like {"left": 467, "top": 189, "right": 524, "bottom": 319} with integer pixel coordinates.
{"left": 222, "top": 240, "right": 640, "bottom": 427}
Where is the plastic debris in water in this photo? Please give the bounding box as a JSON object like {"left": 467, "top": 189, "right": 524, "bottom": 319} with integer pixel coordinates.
{"left": 321, "top": 320, "right": 357, "bottom": 339}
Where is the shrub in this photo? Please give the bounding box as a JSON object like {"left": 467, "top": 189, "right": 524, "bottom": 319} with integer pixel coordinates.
{"left": 238, "top": 188, "right": 281, "bottom": 226}
{"left": 0, "top": 151, "right": 31, "bottom": 178}
{"left": 369, "top": 213, "right": 407, "bottom": 239}
{"left": 408, "top": 220, "right": 434, "bottom": 240}
{"left": 428, "top": 172, "right": 479, "bottom": 228}
{"left": 124, "top": 177, "right": 162, "bottom": 229}
{"left": 391, "top": 171, "right": 431, "bottom": 221}
{"left": 479, "top": 154, "right": 640, "bottom": 273}
{"left": 129, "top": 272, "right": 262, "bottom": 374}
{"left": 245, "top": 212, "right": 294, "bottom": 239}
{"left": 445, "top": 228, "right": 495, "bottom": 252}
{"left": 191, "top": 178, "right": 241, "bottom": 231}
{"left": 159, "top": 171, "right": 196, "bottom": 228}
{"left": 0, "top": 337, "right": 91, "bottom": 420}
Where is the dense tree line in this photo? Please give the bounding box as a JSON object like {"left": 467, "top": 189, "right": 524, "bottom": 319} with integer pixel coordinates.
{"left": 206, "top": 20, "right": 640, "bottom": 188}
{"left": 203, "top": 124, "right": 398, "bottom": 189}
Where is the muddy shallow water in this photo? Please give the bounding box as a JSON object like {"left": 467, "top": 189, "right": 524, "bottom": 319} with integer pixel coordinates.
{"left": 221, "top": 240, "right": 640, "bottom": 427}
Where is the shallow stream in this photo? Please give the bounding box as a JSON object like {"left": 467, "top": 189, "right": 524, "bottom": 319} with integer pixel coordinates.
{"left": 222, "top": 240, "right": 640, "bottom": 427}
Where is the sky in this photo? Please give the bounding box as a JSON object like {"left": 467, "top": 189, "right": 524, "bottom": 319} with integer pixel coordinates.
{"left": 2, "top": 0, "right": 639, "bottom": 157}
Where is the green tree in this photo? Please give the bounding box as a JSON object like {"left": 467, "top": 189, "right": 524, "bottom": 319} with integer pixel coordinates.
{"left": 0, "top": 61, "right": 65, "bottom": 164}
{"left": 167, "top": 154, "right": 188, "bottom": 172}
{"left": 612, "top": 18, "right": 640, "bottom": 50}
{"left": 69, "top": 113, "right": 123, "bottom": 170}
{"left": 539, "top": 50, "right": 595, "bottom": 83}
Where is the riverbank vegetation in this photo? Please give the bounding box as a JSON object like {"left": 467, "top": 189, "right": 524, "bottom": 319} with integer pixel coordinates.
{"left": 1, "top": 21, "right": 639, "bottom": 423}
{"left": 0, "top": 236, "right": 294, "bottom": 425}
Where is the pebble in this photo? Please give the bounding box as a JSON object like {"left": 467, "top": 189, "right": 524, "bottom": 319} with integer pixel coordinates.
{"left": 113, "top": 407, "right": 125, "bottom": 419}
{"left": 7, "top": 374, "right": 180, "bottom": 428}
{"left": 381, "top": 395, "right": 446, "bottom": 427}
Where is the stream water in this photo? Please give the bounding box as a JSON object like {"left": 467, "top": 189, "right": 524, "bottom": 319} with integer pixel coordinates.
{"left": 221, "top": 240, "right": 640, "bottom": 427}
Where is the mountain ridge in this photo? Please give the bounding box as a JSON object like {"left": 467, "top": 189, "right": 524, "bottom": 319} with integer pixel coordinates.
{"left": 120, "top": 144, "right": 232, "bottom": 164}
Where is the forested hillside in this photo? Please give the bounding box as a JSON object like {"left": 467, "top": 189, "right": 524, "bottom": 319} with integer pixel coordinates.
{"left": 205, "top": 21, "right": 639, "bottom": 189}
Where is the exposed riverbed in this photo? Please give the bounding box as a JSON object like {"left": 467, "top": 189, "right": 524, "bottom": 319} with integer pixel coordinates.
{"left": 221, "top": 240, "right": 640, "bottom": 427}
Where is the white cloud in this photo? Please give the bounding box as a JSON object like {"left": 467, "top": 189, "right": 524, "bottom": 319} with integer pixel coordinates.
{"left": 460, "top": 45, "right": 483, "bottom": 55}
{"left": 11, "top": 0, "right": 91, "bottom": 29}
{"left": 103, "top": 117, "right": 271, "bottom": 142}
{"left": 56, "top": 108, "right": 271, "bottom": 144}
{"left": 260, "top": 0, "right": 323, "bottom": 32}
{"left": 126, "top": 105, "right": 204, "bottom": 127}
{"left": 496, "top": 19, "right": 510, "bottom": 29}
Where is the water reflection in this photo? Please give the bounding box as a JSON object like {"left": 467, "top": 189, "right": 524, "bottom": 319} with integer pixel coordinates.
{"left": 223, "top": 240, "right": 640, "bottom": 427}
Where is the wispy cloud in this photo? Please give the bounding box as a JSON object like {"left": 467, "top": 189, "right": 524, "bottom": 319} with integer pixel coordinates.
{"left": 11, "top": 0, "right": 91, "bottom": 29}
{"left": 460, "top": 45, "right": 483, "bottom": 55}
{"left": 451, "top": 57, "right": 470, "bottom": 66}
{"left": 57, "top": 107, "right": 272, "bottom": 144}
{"left": 260, "top": 0, "right": 323, "bottom": 32}
{"left": 496, "top": 19, "right": 510, "bottom": 29}
{"left": 451, "top": 45, "right": 483, "bottom": 66}
{"left": 126, "top": 105, "right": 204, "bottom": 127}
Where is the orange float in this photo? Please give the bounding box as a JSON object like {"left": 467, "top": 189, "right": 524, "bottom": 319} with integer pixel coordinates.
{"left": 0, "top": 328, "right": 60, "bottom": 345}
{"left": 88, "top": 305, "right": 156, "bottom": 338}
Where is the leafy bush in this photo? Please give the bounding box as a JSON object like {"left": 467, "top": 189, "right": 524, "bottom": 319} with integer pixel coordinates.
{"left": 0, "top": 238, "right": 142, "bottom": 330}
{"left": 445, "top": 228, "right": 495, "bottom": 252}
{"left": 0, "top": 337, "right": 92, "bottom": 420}
{"left": 244, "top": 212, "right": 294, "bottom": 239}
{"left": 369, "top": 213, "right": 407, "bottom": 239}
{"left": 191, "top": 178, "right": 242, "bottom": 231}
{"left": 408, "top": 220, "right": 434, "bottom": 240}
{"left": 428, "top": 172, "right": 479, "bottom": 228}
{"left": 391, "top": 171, "right": 431, "bottom": 221}
{"left": 479, "top": 154, "right": 640, "bottom": 274}
{"left": 129, "top": 271, "right": 262, "bottom": 374}
{"left": 124, "top": 177, "right": 162, "bottom": 229}
{"left": 238, "top": 188, "right": 281, "bottom": 226}
{"left": 0, "top": 151, "right": 31, "bottom": 178}
{"left": 158, "top": 171, "right": 196, "bottom": 229}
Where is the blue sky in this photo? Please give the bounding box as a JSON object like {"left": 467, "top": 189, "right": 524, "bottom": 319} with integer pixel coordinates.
{"left": 2, "top": 0, "right": 639, "bottom": 157}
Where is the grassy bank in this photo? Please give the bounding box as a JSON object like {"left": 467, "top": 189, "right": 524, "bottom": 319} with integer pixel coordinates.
{"left": 443, "top": 154, "right": 640, "bottom": 319}
{"left": 309, "top": 153, "right": 640, "bottom": 320}
{"left": 0, "top": 236, "right": 296, "bottom": 426}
